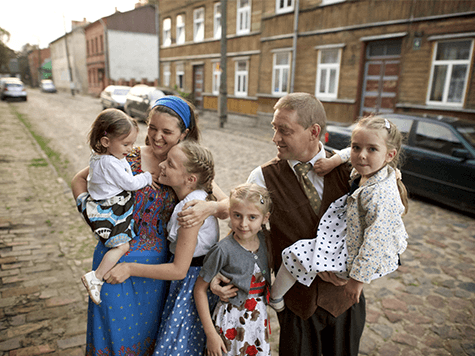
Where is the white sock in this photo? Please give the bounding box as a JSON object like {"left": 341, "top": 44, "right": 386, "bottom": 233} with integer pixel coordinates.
{"left": 271, "top": 262, "right": 297, "bottom": 300}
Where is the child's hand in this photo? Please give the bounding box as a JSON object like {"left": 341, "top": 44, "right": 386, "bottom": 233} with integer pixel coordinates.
{"left": 151, "top": 171, "right": 160, "bottom": 190}
{"left": 344, "top": 278, "right": 364, "bottom": 304}
{"left": 314, "top": 154, "right": 342, "bottom": 176}
{"left": 318, "top": 272, "right": 348, "bottom": 286}
{"left": 206, "top": 332, "right": 227, "bottom": 356}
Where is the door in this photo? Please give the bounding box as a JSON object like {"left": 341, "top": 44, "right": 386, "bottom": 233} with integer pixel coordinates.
{"left": 193, "top": 65, "right": 204, "bottom": 108}
{"left": 360, "top": 39, "right": 402, "bottom": 117}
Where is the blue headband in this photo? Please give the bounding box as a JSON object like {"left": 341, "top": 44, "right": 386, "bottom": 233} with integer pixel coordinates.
{"left": 152, "top": 96, "right": 191, "bottom": 129}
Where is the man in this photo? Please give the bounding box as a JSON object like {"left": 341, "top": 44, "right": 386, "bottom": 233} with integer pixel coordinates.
{"left": 246, "top": 93, "right": 365, "bottom": 355}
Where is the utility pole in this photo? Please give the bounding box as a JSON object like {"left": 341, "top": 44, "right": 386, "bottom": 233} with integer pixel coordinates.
{"left": 218, "top": 0, "right": 227, "bottom": 128}
{"left": 63, "top": 15, "right": 75, "bottom": 96}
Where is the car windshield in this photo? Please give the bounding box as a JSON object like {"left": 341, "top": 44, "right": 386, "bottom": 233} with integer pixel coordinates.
{"left": 7, "top": 83, "right": 22, "bottom": 88}
{"left": 150, "top": 90, "right": 165, "bottom": 102}
{"left": 456, "top": 126, "right": 475, "bottom": 147}
{"left": 113, "top": 89, "right": 129, "bottom": 95}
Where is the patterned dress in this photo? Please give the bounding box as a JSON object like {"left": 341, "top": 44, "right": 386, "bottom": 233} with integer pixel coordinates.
{"left": 85, "top": 147, "right": 177, "bottom": 356}
{"left": 212, "top": 264, "right": 271, "bottom": 356}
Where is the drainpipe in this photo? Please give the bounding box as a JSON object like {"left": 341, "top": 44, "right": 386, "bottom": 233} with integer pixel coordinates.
{"left": 289, "top": 0, "right": 299, "bottom": 93}
{"left": 99, "top": 19, "right": 109, "bottom": 86}
{"left": 155, "top": 4, "right": 160, "bottom": 85}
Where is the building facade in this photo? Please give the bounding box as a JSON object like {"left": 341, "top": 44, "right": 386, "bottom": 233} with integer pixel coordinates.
{"left": 158, "top": 0, "right": 475, "bottom": 123}
{"left": 85, "top": 4, "right": 158, "bottom": 97}
{"left": 27, "top": 48, "right": 51, "bottom": 87}
{"left": 50, "top": 26, "right": 88, "bottom": 94}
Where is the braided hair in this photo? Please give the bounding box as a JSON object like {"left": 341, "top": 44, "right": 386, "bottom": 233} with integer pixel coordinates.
{"left": 178, "top": 140, "right": 216, "bottom": 201}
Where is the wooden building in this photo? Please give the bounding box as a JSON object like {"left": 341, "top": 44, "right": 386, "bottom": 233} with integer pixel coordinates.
{"left": 158, "top": 0, "right": 475, "bottom": 123}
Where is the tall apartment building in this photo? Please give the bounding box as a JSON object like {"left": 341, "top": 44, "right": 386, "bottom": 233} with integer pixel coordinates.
{"left": 158, "top": 0, "right": 475, "bottom": 123}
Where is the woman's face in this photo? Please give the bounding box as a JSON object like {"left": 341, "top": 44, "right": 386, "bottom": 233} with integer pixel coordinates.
{"left": 147, "top": 112, "right": 187, "bottom": 161}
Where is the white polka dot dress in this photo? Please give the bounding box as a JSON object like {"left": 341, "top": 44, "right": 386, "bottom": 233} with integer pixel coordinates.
{"left": 281, "top": 194, "right": 349, "bottom": 286}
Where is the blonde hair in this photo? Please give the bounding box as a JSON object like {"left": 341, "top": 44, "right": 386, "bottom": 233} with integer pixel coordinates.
{"left": 88, "top": 108, "right": 138, "bottom": 154}
{"left": 352, "top": 115, "right": 409, "bottom": 214}
{"left": 229, "top": 183, "right": 272, "bottom": 218}
{"left": 178, "top": 140, "right": 216, "bottom": 201}
{"left": 274, "top": 92, "right": 327, "bottom": 139}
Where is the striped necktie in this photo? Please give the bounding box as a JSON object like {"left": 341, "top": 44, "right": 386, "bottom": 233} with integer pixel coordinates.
{"left": 294, "top": 162, "right": 321, "bottom": 214}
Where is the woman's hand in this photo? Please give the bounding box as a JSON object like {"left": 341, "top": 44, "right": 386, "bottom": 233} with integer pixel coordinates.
{"left": 318, "top": 272, "right": 348, "bottom": 286}
{"left": 177, "top": 200, "right": 217, "bottom": 228}
{"left": 344, "top": 278, "right": 364, "bottom": 304}
{"left": 206, "top": 332, "right": 227, "bottom": 356}
{"left": 210, "top": 273, "right": 238, "bottom": 302}
{"left": 104, "top": 263, "right": 132, "bottom": 284}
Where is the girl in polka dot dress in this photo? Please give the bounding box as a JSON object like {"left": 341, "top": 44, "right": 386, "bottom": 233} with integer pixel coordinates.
{"left": 270, "top": 116, "right": 409, "bottom": 309}
{"left": 194, "top": 183, "right": 273, "bottom": 356}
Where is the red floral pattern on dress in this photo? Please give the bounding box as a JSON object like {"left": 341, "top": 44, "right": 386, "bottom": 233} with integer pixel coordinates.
{"left": 246, "top": 345, "right": 259, "bottom": 356}
{"left": 225, "top": 328, "right": 237, "bottom": 340}
{"left": 244, "top": 298, "right": 257, "bottom": 311}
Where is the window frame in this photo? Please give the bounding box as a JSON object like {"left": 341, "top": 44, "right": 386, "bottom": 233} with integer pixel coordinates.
{"left": 163, "top": 18, "right": 171, "bottom": 46}
{"left": 193, "top": 7, "right": 205, "bottom": 42}
{"left": 426, "top": 39, "right": 473, "bottom": 107}
{"left": 176, "top": 63, "right": 184, "bottom": 90}
{"left": 212, "top": 61, "right": 221, "bottom": 95}
{"left": 237, "top": 0, "right": 251, "bottom": 35}
{"left": 272, "top": 50, "right": 291, "bottom": 96}
{"left": 315, "top": 46, "right": 343, "bottom": 100}
{"left": 234, "top": 59, "right": 249, "bottom": 97}
{"left": 276, "top": 0, "right": 294, "bottom": 14}
{"left": 214, "top": 2, "right": 222, "bottom": 40}
{"left": 176, "top": 14, "right": 185, "bottom": 45}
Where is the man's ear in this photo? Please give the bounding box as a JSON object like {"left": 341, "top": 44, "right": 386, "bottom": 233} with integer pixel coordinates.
{"left": 100, "top": 136, "right": 110, "bottom": 148}
{"left": 310, "top": 124, "right": 321, "bottom": 140}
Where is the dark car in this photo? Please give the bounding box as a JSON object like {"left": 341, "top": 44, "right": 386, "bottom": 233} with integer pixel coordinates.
{"left": 124, "top": 85, "right": 167, "bottom": 122}
{"left": 40, "top": 79, "right": 57, "bottom": 93}
{"left": 100, "top": 85, "right": 131, "bottom": 110}
{"left": 1, "top": 78, "right": 27, "bottom": 101}
{"left": 324, "top": 113, "right": 475, "bottom": 215}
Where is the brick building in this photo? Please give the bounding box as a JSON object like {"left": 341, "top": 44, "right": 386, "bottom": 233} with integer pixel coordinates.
{"left": 85, "top": 4, "right": 158, "bottom": 97}
{"left": 157, "top": 0, "right": 475, "bottom": 123}
{"left": 27, "top": 47, "right": 51, "bottom": 87}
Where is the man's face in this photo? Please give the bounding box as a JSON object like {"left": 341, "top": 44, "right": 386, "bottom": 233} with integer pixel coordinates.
{"left": 271, "top": 108, "right": 319, "bottom": 162}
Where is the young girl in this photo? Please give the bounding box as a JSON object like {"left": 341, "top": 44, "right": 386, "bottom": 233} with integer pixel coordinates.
{"left": 78, "top": 108, "right": 153, "bottom": 305}
{"left": 147, "top": 139, "right": 220, "bottom": 355}
{"left": 194, "top": 183, "right": 273, "bottom": 356}
{"left": 270, "top": 116, "right": 409, "bottom": 310}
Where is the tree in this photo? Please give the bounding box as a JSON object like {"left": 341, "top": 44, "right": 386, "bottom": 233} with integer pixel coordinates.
{"left": 0, "top": 27, "right": 15, "bottom": 74}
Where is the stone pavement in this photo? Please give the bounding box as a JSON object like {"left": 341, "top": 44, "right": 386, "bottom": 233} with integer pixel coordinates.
{"left": 1, "top": 99, "right": 475, "bottom": 356}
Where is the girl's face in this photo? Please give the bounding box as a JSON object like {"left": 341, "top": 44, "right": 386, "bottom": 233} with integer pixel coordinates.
{"left": 229, "top": 199, "right": 270, "bottom": 242}
{"left": 103, "top": 128, "right": 138, "bottom": 160}
{"left": 147, "top": 112, "right": 188, "bottom": 161}
{"left": 158, "top": 145, "right": 190, "bottom": 189}
{"left": 350, "top": 128, "right": 396, "bottom": 179}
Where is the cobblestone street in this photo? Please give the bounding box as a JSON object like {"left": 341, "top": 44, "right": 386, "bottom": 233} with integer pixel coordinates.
{"left": 1, "top": 92, "right": 474, "bottom": 355}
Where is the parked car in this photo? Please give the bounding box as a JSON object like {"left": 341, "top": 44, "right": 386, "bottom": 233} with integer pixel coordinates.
{"left": 124, "top": 85, "right": 167, "bottom": 122}
{"left": 100, "top": 85, "right": 131, "bottom": 111}
{"left": 324, "top": 113, "right": 475, "bottom": 215}
{"left": 40, "top": 79, "right": 57, "bottom": 93}
{"left": 0, "top": 78, "right": 27, "bottom": 101}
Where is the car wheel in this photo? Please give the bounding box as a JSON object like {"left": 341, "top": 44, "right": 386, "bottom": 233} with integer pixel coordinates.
{"left": 24, "top": 97, "right": 27, "bottom": 101}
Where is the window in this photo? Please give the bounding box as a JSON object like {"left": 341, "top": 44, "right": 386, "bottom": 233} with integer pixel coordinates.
{"left": 100, "top": 35, "right": 103, "bottom": 52}
{"left": 237, "top": 0, "right": 251, "bottom": 35}
{"left": 194, "top": 7, "right": 205, "bottom": 42}
{"left": 427, "top": 40, "right": 473, "bottom": 106}
{"left": 235, "top": 60, "right": 248, "bottom": 96}
{"left": 316, "top": 48, "right": 341, "bottom": 99}
{"left": 214, "top": 2, "right": 222, "bottom": 39}
{"left": 163, "top": 63, "right": 170, "bottom": 87}
{"left": 272, "top": 51, "right": 290, "bottom": 95}
{"left": 415, "top": 121, "right": 464, "bottom": 156}
{"left": 176, "top": 63, "right": 184, "bottom": 90}
{"left": 176, "top": 15, "right": 185, "bottom": 44}
{"left": 212, "top": 61, "right": 221, "bottom": 94}
{"left": 163, "top": 18, "right": 171, "bottom": 46}
{"left": 321, "top": 0, "right": 345, "bottom": 5}
{"left": 276, "top": 0, "right": 294, "bottom": 13}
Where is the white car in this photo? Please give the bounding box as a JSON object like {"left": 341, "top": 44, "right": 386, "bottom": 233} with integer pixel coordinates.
{"left": 0, "top": 78, "right": 27, "bottom": 101}
{"left": 100, "top": 85, "right": 131, "bottom": 111}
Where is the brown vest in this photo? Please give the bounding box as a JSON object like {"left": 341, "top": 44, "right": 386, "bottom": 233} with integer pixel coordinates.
{"left": 262, "top": 152, "right": 355, "bottom": 319}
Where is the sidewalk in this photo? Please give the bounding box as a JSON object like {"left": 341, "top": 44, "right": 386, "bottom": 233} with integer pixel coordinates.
{"left": 0, "top": 102, "right": 91, "bottom": 355}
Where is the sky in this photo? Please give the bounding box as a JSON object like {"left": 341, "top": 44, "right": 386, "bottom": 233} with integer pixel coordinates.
{"left": 2, "top": 0, "right": 141, "bottom": 52}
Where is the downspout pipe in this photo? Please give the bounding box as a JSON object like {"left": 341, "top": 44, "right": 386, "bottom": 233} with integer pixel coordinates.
{"left": 99, "top": 19, "right": 109, "bottom": 86}
{"left": 290, "top": 0, "right": 299, "bottom": 93}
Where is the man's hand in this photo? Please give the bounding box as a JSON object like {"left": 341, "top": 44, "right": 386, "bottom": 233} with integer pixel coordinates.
{"left": 210, "top": 273, "right": 238, "bottom": 302}
{"left": 344, "top": 278, "right": 364, "bottom": 304}
{"left": 318, "top": 272, "right": 348, "bottom": 286}
{"left": 103, "top": 263, "right": 131, "bottom": 284}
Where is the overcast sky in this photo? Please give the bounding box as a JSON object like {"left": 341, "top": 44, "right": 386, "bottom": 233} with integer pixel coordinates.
{"left": 2, "top": 0, "right": 140, "bottom": 52}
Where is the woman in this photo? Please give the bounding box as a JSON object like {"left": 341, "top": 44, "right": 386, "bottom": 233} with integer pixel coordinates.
{"left": 72, "top": 96, "right": 228, "bottom": 356}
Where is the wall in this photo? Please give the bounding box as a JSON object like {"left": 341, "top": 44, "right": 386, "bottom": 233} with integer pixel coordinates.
{"left": 108, "top": 30, "right": 158, "bottom": 82}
